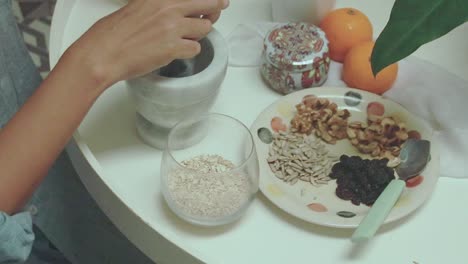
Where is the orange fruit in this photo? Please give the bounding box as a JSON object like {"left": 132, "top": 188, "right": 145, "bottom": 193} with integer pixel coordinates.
{"left": 342, "top": 41, "right": 398, "bottom": 95}
{"left": 319, "top": 8, "right": 373, "bottom": 62}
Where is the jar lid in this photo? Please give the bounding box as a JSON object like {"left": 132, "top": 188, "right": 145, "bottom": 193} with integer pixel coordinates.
{"left": 264, "top": 22, "right": 329, "bottom": 72}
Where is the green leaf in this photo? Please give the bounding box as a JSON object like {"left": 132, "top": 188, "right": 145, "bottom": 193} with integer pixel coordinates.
{"left": 371, "top": 0, "right": 468, "bottom": 76}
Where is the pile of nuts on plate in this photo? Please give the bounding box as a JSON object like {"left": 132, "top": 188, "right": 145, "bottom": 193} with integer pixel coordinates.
{"left": 291, "top": 95, "right": 350, "bottom": 144}
{"left": 268, "top": 94, "right": 415, "bottom": 192}
{"left": 290, "top": 95, "right": 409, "bottom": 160}
{"left": 347, "top": 116, "right": 409, "bottom": 160}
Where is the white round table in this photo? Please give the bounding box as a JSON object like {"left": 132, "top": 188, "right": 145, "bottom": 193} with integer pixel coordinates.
{"left": 50, "top": 0, "right": 468, "bottom": 263}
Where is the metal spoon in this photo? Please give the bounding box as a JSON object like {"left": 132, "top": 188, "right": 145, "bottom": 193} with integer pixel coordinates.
{"left": 351, "top": 138, "right": 431, "bottom": 242}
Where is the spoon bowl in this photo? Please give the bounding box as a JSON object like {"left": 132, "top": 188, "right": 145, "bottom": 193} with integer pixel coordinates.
{"left": 396, "top": 139, "right": 431, "bottom": 180}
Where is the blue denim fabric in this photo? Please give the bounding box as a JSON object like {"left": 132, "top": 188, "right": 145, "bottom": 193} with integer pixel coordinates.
{"left": 0, "top": 212, "right": 34, "bottom": 263}
{"left": 0, "top": 1, "right": 154, "bottom": 263}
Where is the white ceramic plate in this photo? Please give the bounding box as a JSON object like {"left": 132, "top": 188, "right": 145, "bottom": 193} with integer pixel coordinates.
{"left": 251, "top": 87, "right": 439, "bottom": 228}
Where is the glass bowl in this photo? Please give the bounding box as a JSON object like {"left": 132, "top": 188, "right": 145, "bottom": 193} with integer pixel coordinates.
{"left": 161, "top": 113, "right": 259, "bottom": 226}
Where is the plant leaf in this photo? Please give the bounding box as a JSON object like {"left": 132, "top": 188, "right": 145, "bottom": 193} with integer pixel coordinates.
{"left": 371, "top": 0, "right": 468, "bottom": 76}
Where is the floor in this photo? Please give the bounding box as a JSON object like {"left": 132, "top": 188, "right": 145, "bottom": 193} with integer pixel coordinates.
{"left": 12, "top": 0, "right": 55, "bottom": 78}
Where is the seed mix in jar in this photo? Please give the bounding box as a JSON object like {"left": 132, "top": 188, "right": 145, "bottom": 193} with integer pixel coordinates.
{"left": 167, "top": 155, "right": 251, "bottom": 219}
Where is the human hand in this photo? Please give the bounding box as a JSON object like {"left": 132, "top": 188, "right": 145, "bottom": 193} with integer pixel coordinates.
{"left": 65, "top": 0, "right": 229, "bottom": 90}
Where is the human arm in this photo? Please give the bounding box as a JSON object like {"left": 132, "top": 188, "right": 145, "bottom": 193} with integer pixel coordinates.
{"left": 0, "top": 0, "right": 229, "bottom": 214}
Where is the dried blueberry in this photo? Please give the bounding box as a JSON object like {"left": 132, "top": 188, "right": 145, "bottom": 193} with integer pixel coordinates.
{"left": 340, "top": 155, "right": 350, "bottom": 163}
{"left": 333, "top": 156, "right": 394, "bottom": 206}
{"left": 330, "top": 163, "right": 346, "bottom": 179}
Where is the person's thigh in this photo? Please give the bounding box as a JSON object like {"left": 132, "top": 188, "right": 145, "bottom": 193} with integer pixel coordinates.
{"left": 25, "top": 226, "right": 70, "bottom": 264}
{"left": 29, "top": 152, "right": 155, "bottom": 264}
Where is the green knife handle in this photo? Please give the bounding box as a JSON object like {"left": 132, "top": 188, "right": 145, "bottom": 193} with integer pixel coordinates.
{"left": 351, "top": 179, "right": 406, "bottom": 243}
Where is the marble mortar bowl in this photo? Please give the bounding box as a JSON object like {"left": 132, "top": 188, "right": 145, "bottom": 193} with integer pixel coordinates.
{"left": 126, "top": 29, "right": 228, "bottom": 149}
